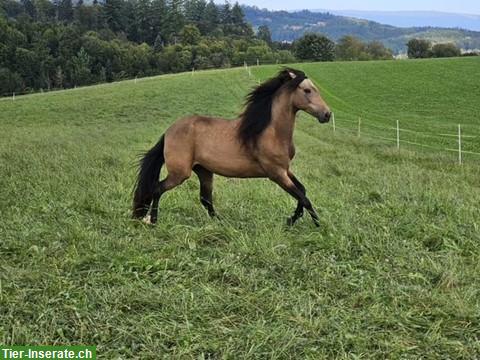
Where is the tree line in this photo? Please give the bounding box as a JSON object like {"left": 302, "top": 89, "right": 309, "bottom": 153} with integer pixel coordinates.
{"left": 5, "top": 0, "right": 461, "bottom": 97}
{"left": 406, "top": 39, "right": 478, "bottom": 59}
{"left": 0, "top": 0, "right": 299, "bottom": 95}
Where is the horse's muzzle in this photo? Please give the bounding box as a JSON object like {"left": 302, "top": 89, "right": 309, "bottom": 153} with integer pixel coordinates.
{"left": 318, "top": 111, "right": 332, "bottom": 124}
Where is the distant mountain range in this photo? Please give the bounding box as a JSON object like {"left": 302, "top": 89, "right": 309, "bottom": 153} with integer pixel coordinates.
{"left": 243, "top": 6, "right": 480, "bottom": 54}
{"left": 316, "top": 10, "right": 480, "bottom": 32}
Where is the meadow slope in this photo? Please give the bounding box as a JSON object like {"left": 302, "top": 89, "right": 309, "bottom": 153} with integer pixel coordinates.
{"left": 1, "top": 58, "right": 480, "bottom": 358}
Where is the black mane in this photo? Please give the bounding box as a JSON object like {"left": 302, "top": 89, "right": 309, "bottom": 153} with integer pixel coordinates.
{"left": 238, "top": 68, "right": 307, "bottom": 148}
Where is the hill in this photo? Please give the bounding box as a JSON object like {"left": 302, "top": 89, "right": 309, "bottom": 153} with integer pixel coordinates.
{"left": 1, "top": 58, "right": 479, "bottom": 358}
{"left": 318, "top": 10, "right": 480, "bottom": 32}
{"left": 243, "top": 6, "right": 480, "bottom": 53}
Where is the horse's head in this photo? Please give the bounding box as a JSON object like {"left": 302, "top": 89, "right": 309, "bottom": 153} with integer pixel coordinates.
{"left": 287, "top": 70, "right": 332, "bottom": 124}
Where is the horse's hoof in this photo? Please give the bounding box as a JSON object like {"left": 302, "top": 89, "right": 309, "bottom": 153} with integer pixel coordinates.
{"left": 142, "top": 215, "right": 154, "bottom": 225}
{"left": 286, "top": 217, "right": 295, "bottom": 226}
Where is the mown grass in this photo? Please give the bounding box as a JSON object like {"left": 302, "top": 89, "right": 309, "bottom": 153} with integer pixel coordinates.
{"left": 1, "top": 59, "right": 480, "bottom": 359}
{"left": 254, "top": 57, "right": 480, "bottom": 158}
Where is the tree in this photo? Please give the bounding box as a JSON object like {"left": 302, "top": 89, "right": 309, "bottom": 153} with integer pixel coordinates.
{"left": 366, "top": 41, "right": 393, "bottom": 60}
{"left": 58, "top": 0, "right": 73, "bottom": 22}
{"left": 69, "top": 47, "right": 91, "bottom": 85}
{"left": 75, "top": 1, "right": 94, "bottom": 30}
{"left": 132, "top": 0, "right": 153, "bottom": 43}
{"left": 151, "top": 0, "right": 167, "bottom": 44}
{"left": 0, "top": 67, "right": 23, "bottom": 95}
{"left": 203, "top": 0, "right": 219, "bottom": 34}
{"left": 14, "top": 47, "right": 38, "bottom": 85}
{"left": 184, "top": 0, "right": 206, "bottom": 23}
{"left": 432, "top": 43, "right": 461, "bottom": 58}
{"left": 294, "top": 33, "right": 335, "bottom": 61}
{"left": 53, "top": 66, "right": 64, "bottom": 87}
{"left": 153, "top": 33, "right": 164, "bottom": 51}
{"left": 35, "top": 0, "right": 56, "bottom": 22}
{"left": 336, "top": 35, "right": 367, "bottom": 60}
{"left": 407, "top": 39, "right": 432, "bottom": 59}
{"left": 165, "top": 0, "right": 185, "bottom": 43}
{"left": 2, "top": 0, "right": 25, "bottom": 18}
{"left": 180, "top": 24, "right": 201, "bottom": 45}
{"left": 220, "top": 1, "right": 231, "bottom": 25}
{"left": 21, "top": 0, "right": 37, "bottom": 19}
{"left": 257, "top": 25, "right": 272, "bottom": 45}
{"left": 104, "top": 0, "right": 126, "bottom": 33}
{"left": 231, "top": 2, "right": 243, "bottom": 25}
{"left": 336, "top": 36, "right": 392, "bottom": 61}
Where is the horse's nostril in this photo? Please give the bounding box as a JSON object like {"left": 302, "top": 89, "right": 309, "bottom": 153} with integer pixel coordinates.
{"left": 325, "top": 111, "right": 332, "bottom": 120}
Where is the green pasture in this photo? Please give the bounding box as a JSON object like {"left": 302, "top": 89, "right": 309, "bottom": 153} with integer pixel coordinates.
{"left": 1, "top": 58, "right": 479, "bottom": 358}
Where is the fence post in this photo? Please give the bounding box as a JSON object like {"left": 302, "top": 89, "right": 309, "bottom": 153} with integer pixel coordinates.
{"left": 358, "top": 117, "right": 361, "bottom": 137}
{"left": 332, "top": 112, "right": 335, "bottom": 132}
{"left": 12, "top": 92, "right": 15, "bottom": 101}
{"left": 134, "top": 76, "right": 137, "bottom": 84}
{"left": 191, "top": 67, "right": 195, "bottom": 76}
{"left": 458, "top": 124, "right": 462, "bottom": 165}
{"left": 396, "top": 120, "right": 400, "bottom": 150}
{"left": 248, "top": 67, "right": 252, "bottom": 77}
{"left": 257, "top": 58, "right": 259, "bottom": 66}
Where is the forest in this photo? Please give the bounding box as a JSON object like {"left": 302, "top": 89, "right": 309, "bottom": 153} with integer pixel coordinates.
{"left": 0, "top": 0, "right": 423, "bottom": 96}
{"left": 0, "top": 0, "right": 298, "bottom": 95}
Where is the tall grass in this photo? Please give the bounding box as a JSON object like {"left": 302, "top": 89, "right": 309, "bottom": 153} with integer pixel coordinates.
{"left": 1, "top": 59, "right": 479, "bottom": 358}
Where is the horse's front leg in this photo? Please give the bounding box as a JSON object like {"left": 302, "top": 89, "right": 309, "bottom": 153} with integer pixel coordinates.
{"left": 287, "top": 171, "right": 306, "bottom": 226}
{"left": 268, "top": 169, "right": 320, "bottom": 227}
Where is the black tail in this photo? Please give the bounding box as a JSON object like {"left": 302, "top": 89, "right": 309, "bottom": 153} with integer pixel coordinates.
{"left": 132, "top": 135, "right": 165, "bottom": 219}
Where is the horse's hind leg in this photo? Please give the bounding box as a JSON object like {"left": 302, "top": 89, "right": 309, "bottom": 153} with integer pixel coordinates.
{"left": 193, "top": 165, "right": 216, "bottom": 217}
{"left": 149, "top": 172, "right": 190, "bottom": 224}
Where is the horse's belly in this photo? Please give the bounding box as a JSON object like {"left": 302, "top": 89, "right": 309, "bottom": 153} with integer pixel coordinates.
{"left": 195, "top": 151, "right": 265, "bottom": 178}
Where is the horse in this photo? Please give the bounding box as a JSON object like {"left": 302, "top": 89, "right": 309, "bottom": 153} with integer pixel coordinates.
{"left": 132, "top": 68, "right": 332, "bottom": 227}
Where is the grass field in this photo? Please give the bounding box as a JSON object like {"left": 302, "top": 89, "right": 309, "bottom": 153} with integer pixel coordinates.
{"left": 1, "top": 58, "right": 480, "bottom": 358}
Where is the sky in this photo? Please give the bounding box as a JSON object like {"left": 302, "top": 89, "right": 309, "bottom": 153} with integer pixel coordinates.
{"left": 229, "top": 0, "right": 480, "bottom": 15}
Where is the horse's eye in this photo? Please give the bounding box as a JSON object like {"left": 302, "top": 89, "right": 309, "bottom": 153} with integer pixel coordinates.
{"left": 304, "top": 89, "right": 311, "bottom": 94}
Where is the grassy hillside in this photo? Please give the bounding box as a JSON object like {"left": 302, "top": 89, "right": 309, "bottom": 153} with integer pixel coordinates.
{"left": 254, "top": 57, "right": 480, "bottom": 159}
{"left": 244, "top": 6, "right": 480, "bottom": 53}
{"left": 1, "top": 58, "right": 479, "bottom": 358}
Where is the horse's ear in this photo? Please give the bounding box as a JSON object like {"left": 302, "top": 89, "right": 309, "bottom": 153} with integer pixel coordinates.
{"left": 288, "top": 71, "right": 297, "bottom": 79}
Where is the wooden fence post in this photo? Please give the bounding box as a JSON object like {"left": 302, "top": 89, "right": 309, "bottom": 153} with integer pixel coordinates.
{"left": 458, "top": 124, "right": 462, "bottom": 165}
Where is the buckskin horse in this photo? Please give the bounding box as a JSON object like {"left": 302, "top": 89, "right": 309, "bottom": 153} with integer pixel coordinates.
{"left": 132, "top": 68, "right": 331, "bottom": 227}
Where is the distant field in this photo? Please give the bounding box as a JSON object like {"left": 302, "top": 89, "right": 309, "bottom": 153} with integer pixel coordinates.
{"left": 1, "top": 58, "right": 479, "bottom": 358}
{"left": 253, "top": 57, "right": 480, "bottom": 159}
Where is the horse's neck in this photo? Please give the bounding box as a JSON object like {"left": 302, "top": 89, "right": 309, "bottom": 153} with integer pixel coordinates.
{"left": 270, "top": 93, "right": 297, "bottom": 144}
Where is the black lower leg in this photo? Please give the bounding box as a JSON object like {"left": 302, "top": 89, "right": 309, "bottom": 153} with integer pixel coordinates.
{"left": 200, "top": 196, "right": 216, "bottom": 217}
{"left": 286, "top": 183, "right": 319, "bottom": 227}
{"left": 194, "top": 165, "right": 216, "bottom": 218}
{"left": 287, "top": 173, "right": 306, "bottom": 225}
{"left": 287, "top": 203, "right": 304, "bottom": 226}
{"left": 303, "top": 200, "right": 320, "bottom": 227}
{"left": 150, "top": 182, "right": 163, "bottom": 224}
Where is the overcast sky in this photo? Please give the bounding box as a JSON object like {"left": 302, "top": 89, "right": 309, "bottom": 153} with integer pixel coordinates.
{"left": 226, "top": 0, "right": 480, "bottom": 14}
